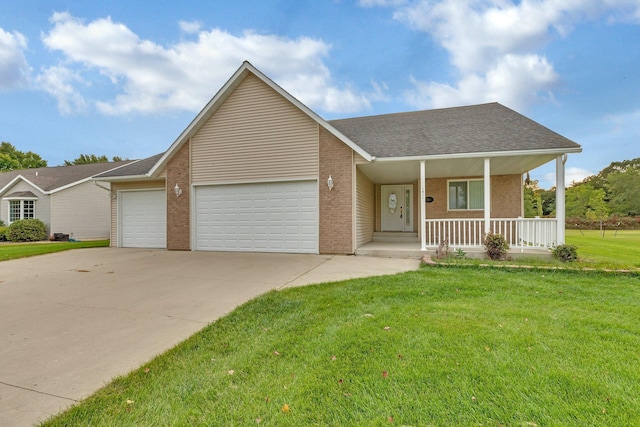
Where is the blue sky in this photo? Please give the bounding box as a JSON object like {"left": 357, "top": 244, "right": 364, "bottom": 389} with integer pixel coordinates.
{"left": 1, "top": 0, "right": 639, "bottom": 188}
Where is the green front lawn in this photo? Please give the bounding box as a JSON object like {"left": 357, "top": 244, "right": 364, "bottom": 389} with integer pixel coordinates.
{"left": 42, "top": 267, "right": 640, "bottom": 426}
{"left": 0, "top": 240, "right": 109, "bottom": 262}
{"left": 566, "top": 229, "right": 640, "bottom": 268}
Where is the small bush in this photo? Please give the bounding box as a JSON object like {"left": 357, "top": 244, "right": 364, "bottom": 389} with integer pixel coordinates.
{"left": 552, "top": 244, "right": 578, "bottom": 262}
{"left": 483, "top": 232, "right": 509, "bottom": 260}
{"left": 435, "top": 239, "right": 450, "bottom": 260}
{"left": 6, "top": 219, "right": 47, "bottom": 242}
{"left": 0, "top": 226, "right": 7, "bottom": 242}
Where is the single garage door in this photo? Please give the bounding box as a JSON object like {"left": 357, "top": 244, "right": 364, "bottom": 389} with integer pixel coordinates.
{"left": 120, "top": 190, "right": 166, "bottom": 248}
{"left": 195, "top": 181, "right": 318, "bottom": 253}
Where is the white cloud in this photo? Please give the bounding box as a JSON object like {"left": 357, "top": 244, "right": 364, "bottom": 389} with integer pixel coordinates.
{"left": 359, "top": 0, "right": 407, "bottom": 7}
{"left": 39, "top": 12, "right": 378, "bottom": 115}
{"left": 386, "top": 0, "right": 640, "bottom": 110}
{"left": 36, "top": 65, "right": 88, "bottom": 115}
{"left": 543, "top": 166, "right": 595, "bottom": 188}
{"left": 407, "top": 53, "right": 558, "bottom": 110}
{"left": 0, "top": 28, "right": 31, "bottom": 89}
{"left": 179, "top": 20, "right": 202, "bottom": 34}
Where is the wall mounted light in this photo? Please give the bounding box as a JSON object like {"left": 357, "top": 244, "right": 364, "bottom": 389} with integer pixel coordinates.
{"left": 327, "top": 175, "right": 334, "bottom": 191}
{"left": 174, "top": 183, "right": 182, "bottom": 197}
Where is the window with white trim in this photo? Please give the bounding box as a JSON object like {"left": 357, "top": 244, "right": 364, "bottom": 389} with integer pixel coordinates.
{"left": 448, "top": 180, "right": 484, "bottom": 210}
{"left": 8, "top": 200, "right": 35, "bottom": 223}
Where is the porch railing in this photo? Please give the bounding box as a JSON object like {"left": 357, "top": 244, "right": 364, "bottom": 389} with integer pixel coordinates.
{"left": 424, "top": 218, "right": 557, "bottom": 250}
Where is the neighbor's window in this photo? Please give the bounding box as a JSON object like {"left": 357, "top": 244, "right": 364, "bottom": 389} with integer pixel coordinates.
{"left": 448, "top": 180, "right": 484, "bottom": 210}
{"left": 8, "top": 200, "right": 35, "bottom": 223}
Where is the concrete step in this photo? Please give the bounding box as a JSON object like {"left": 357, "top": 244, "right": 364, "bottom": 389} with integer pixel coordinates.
{"left": 355, "top": 241, "right": 425, "bottom": 259}
{"left": 372, "top": 232, "right": 419, "bottom": 243}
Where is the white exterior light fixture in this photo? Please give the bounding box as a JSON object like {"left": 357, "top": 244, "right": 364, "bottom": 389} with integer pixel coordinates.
{"left": 174, "top": 183, "right": 182, "bottom": 197}
{"left": 327, "top": 175, "right": 334, "bottom": 191}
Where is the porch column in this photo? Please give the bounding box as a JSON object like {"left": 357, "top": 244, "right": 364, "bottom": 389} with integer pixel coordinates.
{"left": 484, "top": 158, "right": 491, "bottom": 234}
{"left": 556, "top": 154, "right": 567, "bottom": 245}
{"left": 420, "top": 160, "right": 427, "bottom": 251}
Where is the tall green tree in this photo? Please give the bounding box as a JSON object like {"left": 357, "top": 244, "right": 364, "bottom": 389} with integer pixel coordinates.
{"left": 0, "top": 142, "right": 47, "bottom": 171}
{"left": 540, "top": 188, "right": 556, "bottom": 216}
{"left": 566, "top": 183, "right": 610, "bottom": 220}
{"left": 64, "top": 154, "right": 125, "bottom": 165}
{"left": 607, "top": 168, "right": 640, "bottom": 216}
{"left": 522, "top": 173, "right": 542, "bottom": 217}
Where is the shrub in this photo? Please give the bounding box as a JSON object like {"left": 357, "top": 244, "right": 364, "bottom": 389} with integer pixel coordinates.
{"left": 435, "top": 239, "right": 450, "bottom": 260}
{"left": 6, "top": 219, "right": 47, "bottom": 242}
{"left": 0, "top": 226, "right": 7, "bottom": 242}
{"left": 552, "top": 244, "right": 578, "bottom": 262}
{"left": 483, "top": 232, "right": 509, "bottom": 260}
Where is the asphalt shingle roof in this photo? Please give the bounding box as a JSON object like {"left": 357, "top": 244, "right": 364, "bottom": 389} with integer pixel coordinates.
{"left": 329, "top": 102, "right": 580, "bottom": 158}
{"left": 93, "top": 153, "right": 164, "bottom": 178}
{"left": 0, "top": 161, "right": 134, "bottom": 193}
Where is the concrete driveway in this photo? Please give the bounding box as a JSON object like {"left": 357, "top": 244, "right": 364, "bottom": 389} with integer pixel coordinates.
{"left": 0, "top": 248, "right": 419, "bottom": 426}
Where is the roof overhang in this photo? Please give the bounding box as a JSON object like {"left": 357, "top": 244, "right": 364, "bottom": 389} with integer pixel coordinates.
{"left": 3, "top": 190, "right": 38, "bottom": 200}
{"left": 0, "top": 176, "right": 46, "bottom": 196}
{"left": 358, "top": 147, "right": 582, "bottom": 184}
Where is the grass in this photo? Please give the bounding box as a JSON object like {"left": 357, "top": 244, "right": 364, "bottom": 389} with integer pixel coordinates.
{"left": 0, "top": 240, "right": 109, "bottom": 261}
{"left": 41, "top": 267, "right": 640, "bottom": 426}
{"left": 565, "top": 229, "right": 640, "bottom": 269}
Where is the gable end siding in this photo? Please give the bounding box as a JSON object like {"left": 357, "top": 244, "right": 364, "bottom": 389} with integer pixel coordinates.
{"left": 191, "top": 74, "right": 319, "bottom": 184}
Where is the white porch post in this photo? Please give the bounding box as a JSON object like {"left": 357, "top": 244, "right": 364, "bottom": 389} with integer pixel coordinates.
{"left": 484, "top": 158, "right": 491, "bottom": 234}
{"left": 420, "top": 160, "right": 427, "bottom": 251}
{"left": 556, "top": 155, "right": 567, "bottom": 245}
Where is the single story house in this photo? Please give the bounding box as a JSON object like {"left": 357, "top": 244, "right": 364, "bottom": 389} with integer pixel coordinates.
{"left": 0, "top": 161, "right": 133, "bottom": 240}
{"left": 95, "top": 61, "right": 581, "bottom": 254}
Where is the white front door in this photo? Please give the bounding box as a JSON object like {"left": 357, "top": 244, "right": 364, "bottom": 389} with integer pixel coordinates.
{"left": 381, "top": 185, "right": 413, "bottom": 232}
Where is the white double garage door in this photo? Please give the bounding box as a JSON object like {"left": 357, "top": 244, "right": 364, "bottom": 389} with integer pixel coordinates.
{"left": 120, "top": 181, "right": 318, "bottom": 253}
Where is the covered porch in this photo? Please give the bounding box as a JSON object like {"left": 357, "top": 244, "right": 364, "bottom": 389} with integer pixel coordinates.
{"left": 355, "top": 151, "right": 570, "bottom": 255}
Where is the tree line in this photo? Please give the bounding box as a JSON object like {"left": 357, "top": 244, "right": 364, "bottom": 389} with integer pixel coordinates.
{"left": 0, "top": 142, "right": 126, "bottom": 171}
{"left": 525, "top": 157, "right": 640, "bottom": 227}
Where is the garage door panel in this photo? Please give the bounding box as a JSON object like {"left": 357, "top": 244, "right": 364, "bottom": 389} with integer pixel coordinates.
{"left": 120, "top": 190, "right": 166, "bottom": 248}
{"left": 195, "top": 181, "right": 317, "bottom": 253}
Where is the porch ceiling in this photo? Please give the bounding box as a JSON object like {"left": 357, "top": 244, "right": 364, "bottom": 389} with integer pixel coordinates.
{"left": 357, "top": 153, "right": 559, "bottom": 184}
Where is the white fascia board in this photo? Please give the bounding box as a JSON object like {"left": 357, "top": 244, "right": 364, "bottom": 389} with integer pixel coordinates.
{"left": 0, "top": 175, "right": 47, "bottom": 196}
{"left": 147, "top": 61, "right": 373, "bottom": 177}
{"left": 372, "top": 146, "right": 582, "bottom": 163}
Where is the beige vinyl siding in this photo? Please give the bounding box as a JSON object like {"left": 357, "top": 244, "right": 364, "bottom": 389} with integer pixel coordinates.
{"left": 1, "top": 181, "right": 50, "bottom": 232}
{"left": 109, "top": 180, "right": 165, "bottom": 246}
{"left": 50, "top": 181, "right": 111, "bottom": 239}
{"left": 191, "top": 74, "right": 319, "bottom": 184}
{"left": 356, "top": 168, "right": 375, "bottom": 247}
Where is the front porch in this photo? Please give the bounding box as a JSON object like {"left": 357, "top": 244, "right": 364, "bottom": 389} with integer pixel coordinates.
{"left": 355, "top": 217, "right": 557, "bottom": 259}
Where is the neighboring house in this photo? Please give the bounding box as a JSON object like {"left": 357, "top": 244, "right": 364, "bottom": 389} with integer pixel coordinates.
{"left": 95, "top": 61, "right": 581, "bottom": 254}
{"left": 0, "top": 161, "right": 134, "bottom": 240}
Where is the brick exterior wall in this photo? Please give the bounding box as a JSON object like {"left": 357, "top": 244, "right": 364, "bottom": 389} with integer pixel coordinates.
{"left": 166, "top": 141, "right": 191, "bottom": 250}
{"left": 424, "top": 174, "right": 523, "bottom": 219}
{"left": 319, "top": 127, "right": 354, "bottom": 254}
